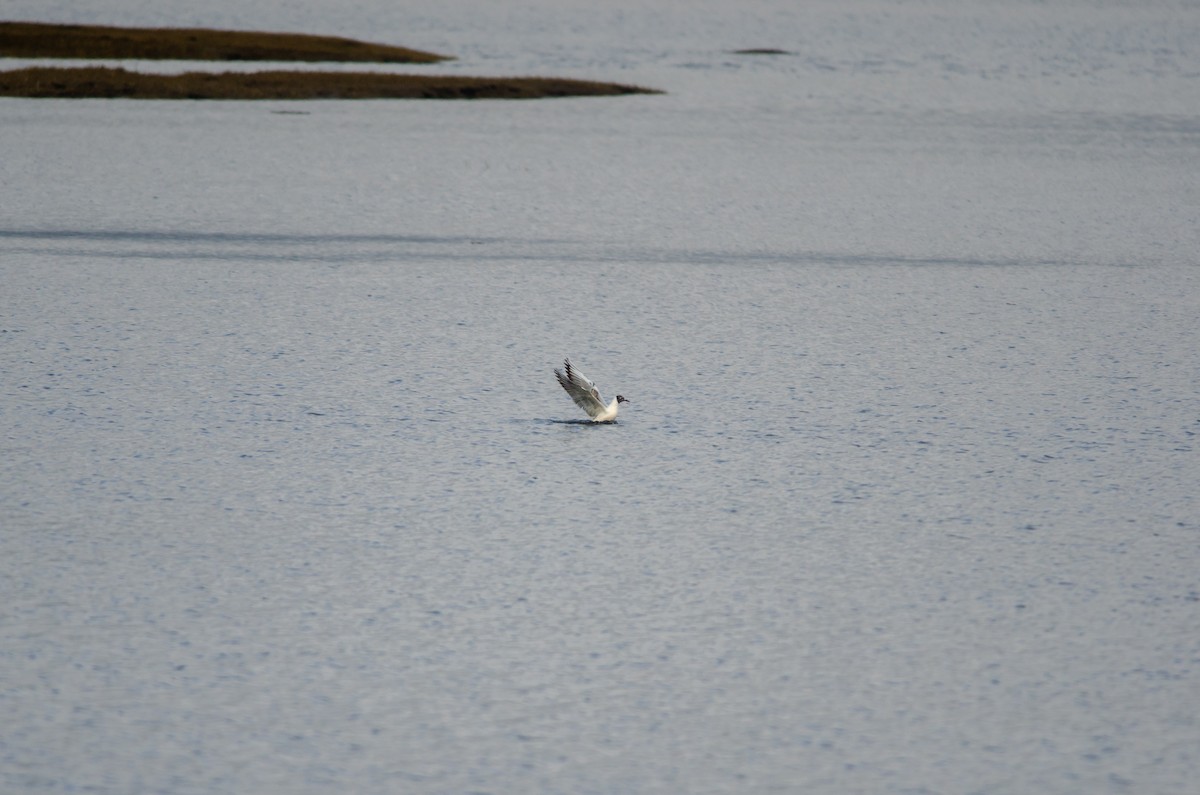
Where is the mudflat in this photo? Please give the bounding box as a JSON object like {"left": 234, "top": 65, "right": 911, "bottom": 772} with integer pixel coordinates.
{"left": 0, "top": 21, "right": 450, "bottom": 62}
{"left": 0, "top": 21, "right": 660, "bottom": 99}
{"left": 0, "top": 66, "right": 660, "bottom": 99}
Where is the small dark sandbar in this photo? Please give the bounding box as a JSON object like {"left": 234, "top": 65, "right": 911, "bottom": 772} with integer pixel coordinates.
{"left": 0, "top": 66, "right": 662, "bottom": 100}
{"left": 0, "top": 21, "right": 450, "bottom": 63}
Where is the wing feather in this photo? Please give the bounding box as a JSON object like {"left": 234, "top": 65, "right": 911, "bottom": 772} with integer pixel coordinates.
{"left": 555, "top": 358, "right": 607, "bottom": 418}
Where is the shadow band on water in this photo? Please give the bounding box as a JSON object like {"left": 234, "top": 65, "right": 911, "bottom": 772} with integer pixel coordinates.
{"left": 0, "top": 228, "right": 1095, "bottom": 268}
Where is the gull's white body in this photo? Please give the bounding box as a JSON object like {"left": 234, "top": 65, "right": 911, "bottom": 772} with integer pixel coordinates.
{"left": 554, "top": 358, "right": 628, "bottom": 422}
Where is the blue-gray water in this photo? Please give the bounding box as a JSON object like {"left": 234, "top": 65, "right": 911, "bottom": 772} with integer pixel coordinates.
{"left": 3, "top": 1, "right": 1199, "bottom": 793}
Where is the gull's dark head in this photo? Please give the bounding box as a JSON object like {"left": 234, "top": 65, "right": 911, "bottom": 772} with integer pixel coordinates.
{"left": 616, "top": 395, "right": 630, "bottom": 404}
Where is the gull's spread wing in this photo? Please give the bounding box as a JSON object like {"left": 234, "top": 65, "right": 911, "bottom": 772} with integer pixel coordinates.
{"left": 555, "top": 358, "right": 606, "bottom": 419}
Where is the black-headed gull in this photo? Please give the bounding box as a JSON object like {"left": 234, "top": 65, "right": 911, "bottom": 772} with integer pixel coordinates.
{"left": 554, "top": 358, "right": 629, "bottom": 422}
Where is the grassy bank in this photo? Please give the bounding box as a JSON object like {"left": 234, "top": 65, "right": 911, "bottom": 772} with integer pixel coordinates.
{"left": 0, "top": 66, "right": 660, "bottom": 100}
{"left": 0, "top": 21, "right": 450, "bottom": 63}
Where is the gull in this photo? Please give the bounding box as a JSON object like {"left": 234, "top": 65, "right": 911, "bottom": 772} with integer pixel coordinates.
{"left": 554, "top": 358, "right": 629, "bottom": 422}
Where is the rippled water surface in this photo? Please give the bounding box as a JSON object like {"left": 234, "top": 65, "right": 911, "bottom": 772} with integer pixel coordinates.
{"left": 3, "top": 2, "right": 1199, "bottom": 793}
